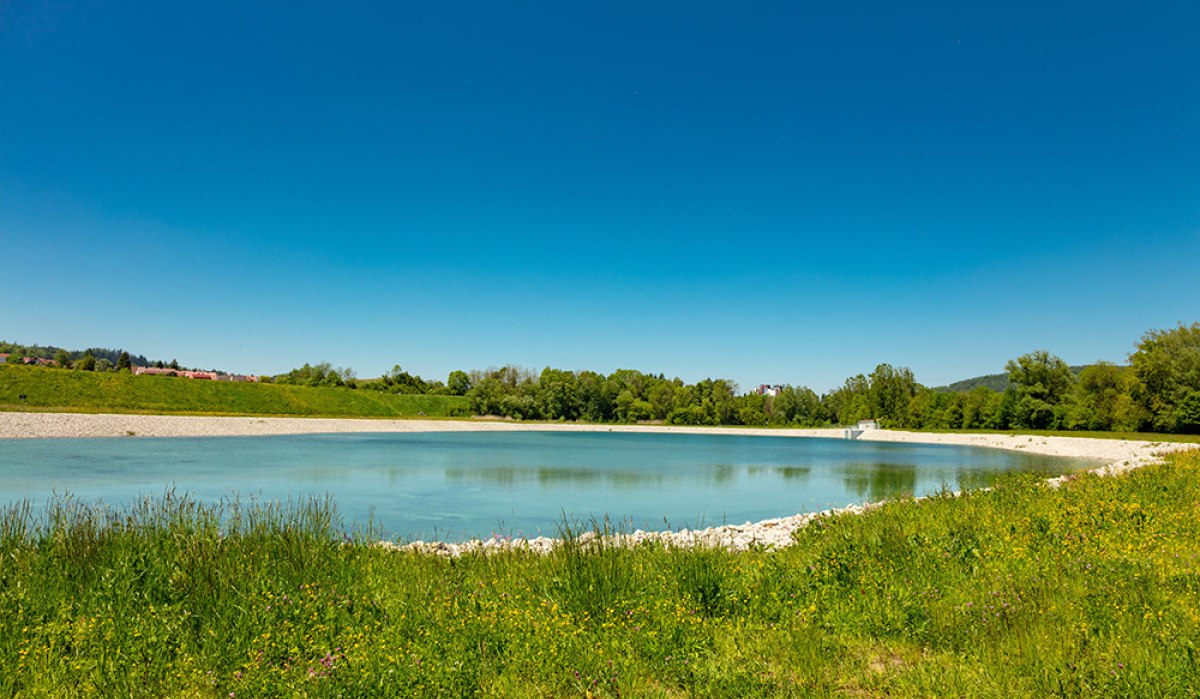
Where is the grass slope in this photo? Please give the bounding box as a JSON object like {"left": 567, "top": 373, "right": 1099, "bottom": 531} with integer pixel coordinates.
{"left": 2, "top": 449, "right": 1198, "bottom": 696}
{"left": 0, "top": 364, "right": 468, "bottom": 418}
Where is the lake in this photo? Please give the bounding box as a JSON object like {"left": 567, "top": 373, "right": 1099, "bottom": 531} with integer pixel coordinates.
{"left": 0, "top": 431, "right": 1092, "bottom": 540}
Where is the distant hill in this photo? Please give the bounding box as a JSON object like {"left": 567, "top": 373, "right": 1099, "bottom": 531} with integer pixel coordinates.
{"left": 935, "top": 372, "right": 1011, "bottom": 393}
{"left": 934, "top": 365, "right": 1103, "bottom": 393}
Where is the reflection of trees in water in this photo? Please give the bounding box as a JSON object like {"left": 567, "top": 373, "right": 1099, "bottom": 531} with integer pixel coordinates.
{"left": 443, "top": 462, "right": 823, "bottom": 489}
{"left": 443, "top": 466, "right": 668, "bottom": 489}
{"left": 842, "top": 463, "right": 917, "bottom": 501}
{"left": 842, "top": 460, "right": 1069, "bottom": 501}
{"left": 445, "top": 466, "right": 522, "bottom": 485}
{"left": 775, "top": 466, "right": 812, "bottom": 481}
{"left": 748, "top": 465, "right": 813, "bottom": 482}
{"left": 951, "top": 456, "right": 1080, "bottom": 492}
{"left": 955, "top": 468, "right": 1000, "bottom": 492}
{"left": 381, "top": 466, "right": 417, "bottom": 484}
{"left": 711, "top": 464, "right": 735, "bottom": 483}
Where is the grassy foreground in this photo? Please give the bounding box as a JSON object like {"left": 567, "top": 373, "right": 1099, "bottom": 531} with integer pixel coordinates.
{"left": 3, "top": 452, "right": 1200, "bottom": 697}
{"left": 0, "top": 364, "right": 469, "bottom": 418}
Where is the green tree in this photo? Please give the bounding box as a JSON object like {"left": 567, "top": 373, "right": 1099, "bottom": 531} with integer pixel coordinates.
{"left": 960, "top": 386, "right": 1001, "bottom": 429}
{"left": 1069, "top": 362, "right": 1143, "bottom": 431}
{"left": 116, "top": 352, "right": 132, "bottom": 372}
{"left": 1175, "top": 391, "right": 1200, "bottom": 434}
{"left": 905, "top": 390, "right": 962, "bottom": 429}
{"left": 645, "top": 378, "right": 677, "bottom": 421}
{"left": 379, "top": 365, "right": 428, "bottom": 394}
{"left": 824, "top": 374, "right": 872, "bottom": 425}
{"left": 53, "top": 349, "right": 71, "bottom": 368}
{"left": 500, "top": 392, "right": 537, "bottom": 420}
{"left": 536, "top": 367, "right": 580, "bottom": 421}
{"left": 577, "top": 371, "right": 616, "bottom": 422}
{"left": 1005, "top": 350, "right": 1074, "bottom": 404}
{"left": 1003, "top": 350, "right": 1074, "bottom": 428}
{"left": 771, "top": 386, "right": 826, "bottom": 426}
{"left": 447, "top": 370, "right": 471, "bottom": 396}
{"left": 666, "top": 404, "right": 709, "bottom": 425}
{"left": 1013, "top": 394, "right": 1055, "bottom": 429}
{"left": 737, "top": 393, "right": 769, "bottom": 426}
{"left": 693, "top": 378, "right": 737, "bottom": 425}
{"left": 74, "top": 350, "right": 96, "bottom": 372}
{"left": 467, "top": 376, "right": 508, "bottom": 416}
{"left": 1130, "top": 322, "right": 1200, "bottom": 432}
{"left": 868, "top": 364, "right": 920, "bottom": 425}
{"left": 273, "top": 362, "right": 352, "bottom": 388}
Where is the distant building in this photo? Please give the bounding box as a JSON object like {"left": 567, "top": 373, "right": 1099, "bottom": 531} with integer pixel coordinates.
{"left": 755, "top": 384, "right": 784, "bottom": 397}
{"left": 0, "top": 354, "right": 58, "bottom": 367}
{"left": 844, "top": 418, "right": 881, "bottom": 440}
{"left": 217, "top": 374, "right": 259, "bottom": 383}
{"left": 132, "top": 366, "right": 180, "bottom": 377}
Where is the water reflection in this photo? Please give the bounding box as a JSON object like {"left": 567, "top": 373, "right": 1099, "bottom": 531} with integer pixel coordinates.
{"left": 775, "top": 466, "right": 812, "bottom": 481}
{"left": 954, "top": 468, "right": 1000, "bottom": 492}
{"left": 443, "top": 466, "right": 673, "bottom": 488}
{"left": 842, "top": 463, "right": 918, "bottom": 501}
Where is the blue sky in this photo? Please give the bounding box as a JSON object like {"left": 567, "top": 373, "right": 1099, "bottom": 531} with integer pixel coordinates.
{"left": 2, "top": 2, "right": 1197, "bottom": 391}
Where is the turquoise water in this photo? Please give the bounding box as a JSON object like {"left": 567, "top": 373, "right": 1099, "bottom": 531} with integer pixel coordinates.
{"left": 0, "top": 431, "right": 1092, "bottom": 541}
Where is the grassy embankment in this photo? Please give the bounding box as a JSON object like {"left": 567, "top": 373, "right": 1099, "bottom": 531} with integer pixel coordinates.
{"left": 2, "top": 450, "right": 1198, "bottom": 697}
{"left": 0, "top": 364, "right": 468, "bottom": 418}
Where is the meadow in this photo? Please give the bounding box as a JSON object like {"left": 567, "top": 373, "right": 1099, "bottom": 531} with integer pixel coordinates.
{"left": 1, "top": 449, "right": 1197, "bottom": 697}
{"left": 0, "top": 365, "right": 469, "bottom": 419}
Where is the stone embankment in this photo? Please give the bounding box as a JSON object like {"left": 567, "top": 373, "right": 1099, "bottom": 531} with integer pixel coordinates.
{"left": 380, "top": 501, "right": 887, "bottom": 557}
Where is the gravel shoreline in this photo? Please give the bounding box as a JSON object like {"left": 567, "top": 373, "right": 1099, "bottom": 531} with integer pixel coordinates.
{"left": 0, "top": 411, "right": 846, "bottom": 440}
{"left": 3, "top": 411, "right": 1192, "bottom": 555}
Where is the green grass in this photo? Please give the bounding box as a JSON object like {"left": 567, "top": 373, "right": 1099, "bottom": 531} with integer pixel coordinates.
{"left": 3, "top": 449, "right": 1200, "bottom": 696}
{"left": 0, "top": 364, "right": 469, "bottom": 418}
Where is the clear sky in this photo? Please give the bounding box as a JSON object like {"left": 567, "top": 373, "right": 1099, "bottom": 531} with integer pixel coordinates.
{"left": 2, "top": 2, "right": 1197, "bottom": 392}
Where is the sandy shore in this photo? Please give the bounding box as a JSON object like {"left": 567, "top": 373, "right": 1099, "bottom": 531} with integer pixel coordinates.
{"left": 0, "top": 411, "right": 852, "bottom": 440}
{"left": 3, "top": 411, "right": 1192, "bottom": 555}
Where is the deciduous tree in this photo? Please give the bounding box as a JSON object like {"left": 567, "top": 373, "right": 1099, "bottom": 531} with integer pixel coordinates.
{"left": 1130, "top": 322, "right": 1200, "bottom": 432}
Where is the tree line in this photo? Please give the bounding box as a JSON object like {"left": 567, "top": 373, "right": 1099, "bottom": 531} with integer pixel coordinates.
{"left": 7, "top": 323, "right": 1197, "bottom": 433}
{"left": 270, "top": 322, "right": 1199, "bottom": 434}
{"left": 822, "top": 324, "right": 1200, "bottom": 434}
{"left": 0, "top": 342, "right": 158, "bottom": 372}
